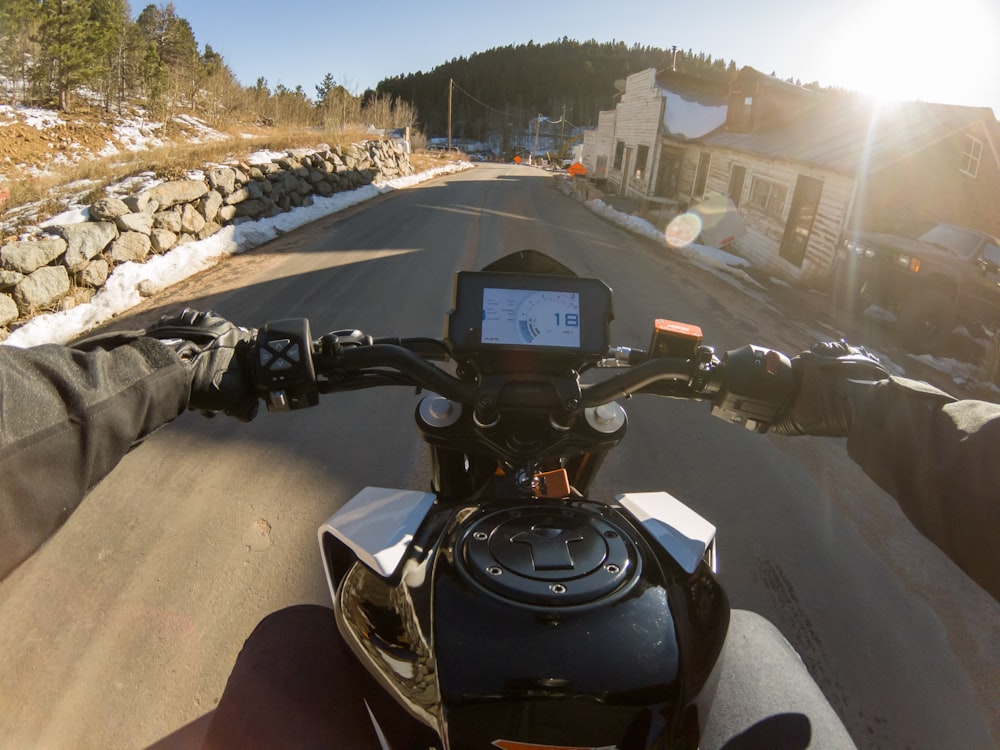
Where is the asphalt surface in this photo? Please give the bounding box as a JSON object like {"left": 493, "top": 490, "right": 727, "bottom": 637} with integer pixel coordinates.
{"left": 0, "top": 163, "right": 997, "bottom": 749}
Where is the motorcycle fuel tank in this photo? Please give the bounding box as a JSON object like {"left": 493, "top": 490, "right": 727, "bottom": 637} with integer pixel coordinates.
{"left": 322, "top": 490, "right": 729, "bottom": 749}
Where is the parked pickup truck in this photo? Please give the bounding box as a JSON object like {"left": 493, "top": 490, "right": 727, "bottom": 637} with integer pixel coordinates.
{"left": 832, "top": 222, "right": 1000, "bottom": 351}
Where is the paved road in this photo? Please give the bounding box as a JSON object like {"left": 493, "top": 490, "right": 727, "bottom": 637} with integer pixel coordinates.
{"left": 1, "top": 164, "right": 997, "bottom": 748}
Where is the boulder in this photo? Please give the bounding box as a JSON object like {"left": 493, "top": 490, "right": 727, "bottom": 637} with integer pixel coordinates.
{"left": 13, "top": 265, "right": 70, "bottom": 312}
{"left": 235, "top": 199, "right": 267, "bottom": 218}
{"left": 0, "top": 269, "right": 23, "bottom": 289}
{"left": 0, "top": 293, "right": 18, "bottom": 326}
{"left": 201, "top": 190, "right": 224, "bottom": 222}
{"left": 1, "top": 237, "right": 67, "bottom": 274}
{"left": 196, "top": 221, "right": 222, "bottom": 240}
{"left": 150, "top": 228, "right": 178, "bottom": 253}
{"left": 218, "top": 205, "right": 237, "bottom": 223}
{"left": 180, "top": 204, "right": 206, "bottom": 234}
{"left": 224, "top": 186, "right": 251, "bottom": 205}
{"left": 153, "top": 209, "right": 183, "bottom": 233}
{"left": 54, "top": 222, "right": 117, "bottom": 271}
{"left": 80, "top": 258, "right": 110, "bottom": 287}
{"left": 206, "top": 167, "right": 236, "bottom": 196}
{"left": 123, "top": 195, "right": 160, "bottom": 214}
{"left": 115, "top": 212, "right": 154, "bottom": 235}
{"left": 89, "top": 197, "right": 131, "bottom": 221}
{"left": 138, "top": 180, "right": 209, "bottom": 210}
{"left": 108, "top": 232, "right": 152, "bottom": 264}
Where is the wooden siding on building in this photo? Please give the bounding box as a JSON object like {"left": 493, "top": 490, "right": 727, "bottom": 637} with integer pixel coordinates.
{"left": 583, "top": 110, "right": 616, "bottom": 180}
{"left": 690, "top": 146, "right": 855, "bottom": 286}
{"left": 606, "top": 69, "right": 664, "bottom": 197}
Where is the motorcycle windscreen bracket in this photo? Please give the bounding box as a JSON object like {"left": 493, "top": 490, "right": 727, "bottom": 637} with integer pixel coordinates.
{"left": 318, "top": 487, "right": 436, "bottom": 578}
{"left": 616, "top": 491, "right": 717, "bottom": 574}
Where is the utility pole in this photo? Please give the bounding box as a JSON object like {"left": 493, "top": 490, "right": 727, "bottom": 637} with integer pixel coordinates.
{"left": 533, "top": 114, "right": 541, "bottom": 166}
{"left": 560, "top": 102, "right": 566, "bottom": 148}
{"left": 447, "top": 78, "right": 453, "bottom": 152}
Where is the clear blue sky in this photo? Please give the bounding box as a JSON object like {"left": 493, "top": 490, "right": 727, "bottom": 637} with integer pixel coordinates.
{"left": 163, "top": 0, "right": 1000, "bottom": 117}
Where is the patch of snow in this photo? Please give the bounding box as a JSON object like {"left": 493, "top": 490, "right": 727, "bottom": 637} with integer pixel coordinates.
{"left": 105, "top": 172, "right": 161, "bottom": 197}
{"left": 246, "top": 150, "right": 289, "bottom": 165}
{"left": 0, "top": 105, "right": 65, "bottom": 129}
{"left": 39, "top": 206, "right": 90, "bottom": 227}
{"left": 174, "top": 113, "right": 227, "bottom": 142}
{"left": 113, "top": 117, "right": 166, "bottom": 151}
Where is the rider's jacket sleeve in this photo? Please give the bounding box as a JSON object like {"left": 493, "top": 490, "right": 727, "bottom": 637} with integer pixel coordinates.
{"left": 847, "top": 376, "right": 1000, "bottom": 601}
{"left": 0, "top": 339, "right": 190, "bottom": 581}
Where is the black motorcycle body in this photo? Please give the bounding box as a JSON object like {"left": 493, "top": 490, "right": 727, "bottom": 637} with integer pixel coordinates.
{"left": 250, "top": 251, "right": 836, "bottom": 749}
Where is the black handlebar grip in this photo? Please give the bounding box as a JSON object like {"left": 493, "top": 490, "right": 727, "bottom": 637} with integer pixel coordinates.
{"left": 711, "top": 345, "right": 794, "bottom": 433}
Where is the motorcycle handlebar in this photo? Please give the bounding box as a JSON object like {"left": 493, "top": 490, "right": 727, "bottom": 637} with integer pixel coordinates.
{"left": 252, "top": 318, "right": 796, "bottom": 433}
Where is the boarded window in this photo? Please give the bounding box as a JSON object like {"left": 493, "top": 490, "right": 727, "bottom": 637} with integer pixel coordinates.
{"left": 655, "top": 150, "right": 682, "bottom": 198}
{"left": 728, "top": 95, "right": 755, "bottom": 132}
{"left": 728, "top": 165, "right": 747, "bottom": 208}
{"left": 747, "top": 176, "right": 787, "bottom": 218}
{"left": 960, "top": 134, "right": 983, "bottom": 177}
{"left": 634, "top": 145, "right": 649, "bottom": 179}
{"left": 595, "top": 155, "right": 608, "bottom": 179}
{"left": 613, "top": 141, "right": 625, "bottom": 170}
{"left": 692, "top": 152, "right": 711, "bottom": 199}
{"left": 779, "top": 175, "right": 823, "bottom": 267}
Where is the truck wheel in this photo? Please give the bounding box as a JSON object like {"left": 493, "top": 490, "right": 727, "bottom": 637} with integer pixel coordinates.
{"left": 898, "top": 290, "right": 955, "bottom": 352}
{"left": 830, "top": 260, "right": 868, "bottom": 324}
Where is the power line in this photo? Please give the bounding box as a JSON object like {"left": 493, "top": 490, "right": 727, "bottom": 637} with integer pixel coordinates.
{"left": 450, "top": 79, "right": 577, "bottom": 130}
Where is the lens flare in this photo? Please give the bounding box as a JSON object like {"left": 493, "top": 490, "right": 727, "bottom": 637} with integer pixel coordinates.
{"left": 666, "top": 212, "right": 702, "bottom": 248}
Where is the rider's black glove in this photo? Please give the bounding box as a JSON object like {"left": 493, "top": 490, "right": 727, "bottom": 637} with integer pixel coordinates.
{"left": 771, "top": 341, "right": 890, "bottom": 437}
{"left": 145, "top": 309, "right": 259, "bottom": 422}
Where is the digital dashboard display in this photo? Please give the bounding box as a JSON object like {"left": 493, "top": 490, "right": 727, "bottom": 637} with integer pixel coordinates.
{"left": 481, "top": 288, "right": 581, "bottom": 348}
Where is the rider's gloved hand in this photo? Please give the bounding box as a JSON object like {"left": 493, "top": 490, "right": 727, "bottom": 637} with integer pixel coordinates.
{"left": 145, "top": 309, "right": 259, "bottom": 421}
{"left": 771, "top": 341, "right": 890, "bottom": 436}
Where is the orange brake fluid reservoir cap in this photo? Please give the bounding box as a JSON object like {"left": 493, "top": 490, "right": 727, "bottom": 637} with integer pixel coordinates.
{"left": 649, "top": 319, "right": 704, "bottom": 358}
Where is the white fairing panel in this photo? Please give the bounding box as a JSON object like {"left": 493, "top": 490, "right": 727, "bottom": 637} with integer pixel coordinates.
{"left": 616, "top": 491, "right": 717, "bottom": 574}
{"left": 319, "top": 487, "right": 435, "bottom": 578}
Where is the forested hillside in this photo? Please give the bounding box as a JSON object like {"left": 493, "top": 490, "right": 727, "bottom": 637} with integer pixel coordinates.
{"left": 376, "top": 39, "right": 748, "bottom": 139}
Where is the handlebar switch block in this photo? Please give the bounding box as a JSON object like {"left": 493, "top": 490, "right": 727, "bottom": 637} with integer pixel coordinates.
{"left": 255, "top": 318, "right": 319, "bottom": 412}
{"left": 711, "top": 345, "right": 793, "bottom": 432}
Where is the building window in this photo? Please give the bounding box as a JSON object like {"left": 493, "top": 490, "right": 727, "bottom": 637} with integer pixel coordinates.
{"left": 692, "top": 152, "right": 710, "bottom": 199}
{"left": 634, "top": 145, "right": 649, "bottom": 179}
{"left": 613, "top": 140, "right": 625, "bottom": 170}
{"left": 728, "top": 165, "right": 747, "bottom": 208}
{"left": 727, "top": 89, "right": 755, "bottom": 132}
{"left": 747, "top": 176, "right": 788, "bottom": 218}
{"left": 960, "top": 134, "right": 982, "bottom": 177}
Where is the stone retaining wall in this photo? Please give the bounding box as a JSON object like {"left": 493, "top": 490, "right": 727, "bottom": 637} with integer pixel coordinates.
{"left": 0, "top": 139, "right": 413, "bottom": 340}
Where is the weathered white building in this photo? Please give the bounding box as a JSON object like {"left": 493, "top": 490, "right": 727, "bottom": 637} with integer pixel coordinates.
{"left": 583, "top": 66, "right": 1000, "bottom": 288}
{"left": 581, "top": 68, "right": 728, "bottom": 201}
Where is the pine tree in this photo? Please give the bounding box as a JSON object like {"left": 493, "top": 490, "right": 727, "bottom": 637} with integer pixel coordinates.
{"left": 88, "top": 0, "right": 130, "bottom": 110}
{"left": 36, "top": 0, "right": 97, "bottom": 110}
{"left": 0, "top": 0, "right": 42, "bottom": 104}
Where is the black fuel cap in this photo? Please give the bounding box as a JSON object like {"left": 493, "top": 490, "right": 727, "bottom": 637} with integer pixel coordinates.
{"left": 459, "top": 505, "right": 638, "bottom": 607}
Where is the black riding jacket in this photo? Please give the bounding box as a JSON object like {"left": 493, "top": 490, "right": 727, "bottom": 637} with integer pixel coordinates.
{"left": 0, "top": 340, "right": 997, "bottom": 600}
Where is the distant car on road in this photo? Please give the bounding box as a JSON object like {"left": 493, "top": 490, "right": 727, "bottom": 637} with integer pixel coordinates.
{"left": 832, "top": 222, "right": 1000, "bottom": 351}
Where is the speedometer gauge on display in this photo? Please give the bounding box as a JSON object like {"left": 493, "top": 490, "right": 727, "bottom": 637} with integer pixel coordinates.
{"left": 482, "top": 288, "right": 581, "bottom": 348}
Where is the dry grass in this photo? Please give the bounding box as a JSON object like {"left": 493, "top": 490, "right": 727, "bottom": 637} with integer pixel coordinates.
{"left": 0, "top": 121, "right": 406, "bottom": 238}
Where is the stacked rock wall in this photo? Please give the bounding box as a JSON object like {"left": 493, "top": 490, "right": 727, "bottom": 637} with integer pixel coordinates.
{"left": 0, "top": 139, "right": 413, "bottom": 340}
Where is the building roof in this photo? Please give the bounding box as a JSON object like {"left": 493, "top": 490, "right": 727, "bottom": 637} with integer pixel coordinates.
{"left": 654, "top": 70, "right": 730, "bottom": 140}
{"left": 699, "top": 92, "right": 999, "bottom": 176}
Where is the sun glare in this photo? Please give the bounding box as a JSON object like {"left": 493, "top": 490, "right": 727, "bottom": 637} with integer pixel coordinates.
{"left": 825, "top": 0, "right": 999, "bottom": 107}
